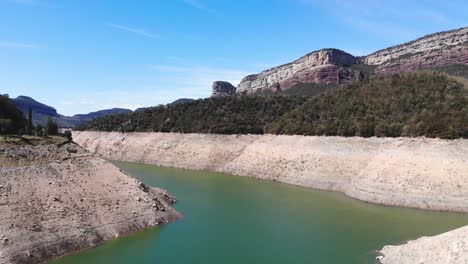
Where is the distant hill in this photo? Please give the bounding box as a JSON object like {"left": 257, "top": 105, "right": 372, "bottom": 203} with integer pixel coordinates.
{"left": 11, "top": 96, "right": 132, "bottom": 128}
{"left": 72, "top": 108, "right": 132, "bottom": 123}
{"left": 169, "top": 98, "right": 195, "bottom": 106}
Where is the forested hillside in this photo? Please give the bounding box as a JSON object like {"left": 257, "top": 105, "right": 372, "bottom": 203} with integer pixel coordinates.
{"left": 267, "top": 73, "right": 467, "bottom": 139}
{"left": 76, "top": 72, "right": 468, "bottom": 139}
{"left": 75, "top": 96, "right": 306, "bottom": 134}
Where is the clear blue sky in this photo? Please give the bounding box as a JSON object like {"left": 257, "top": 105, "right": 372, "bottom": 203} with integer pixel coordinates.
{"left": 1, "top": 0, "right": 467, "bottom": 115}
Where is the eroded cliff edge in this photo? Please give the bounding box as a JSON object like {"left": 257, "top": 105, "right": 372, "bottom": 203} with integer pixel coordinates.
{"left": 73, "top": 131, "right": 468, "bottom": 213}
{"left": 0, "top": 142, "right": 180, "bottom": 264}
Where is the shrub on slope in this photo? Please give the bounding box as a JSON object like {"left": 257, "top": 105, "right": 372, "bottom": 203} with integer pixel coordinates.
{"left": 266, "top": 72, "right": 467, "bottom": 139}
{"left": 75, "top": 96, "right": 306, "bottom": 134}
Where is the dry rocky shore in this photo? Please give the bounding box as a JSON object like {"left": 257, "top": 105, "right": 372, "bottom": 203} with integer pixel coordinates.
{"left": 74, "top": 131, "right": 468, "bottom": 264}
{"left": 0, "top": 140, "right": 180, "bottom": 264}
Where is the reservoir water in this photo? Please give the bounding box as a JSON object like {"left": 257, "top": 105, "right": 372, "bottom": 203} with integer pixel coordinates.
{"left": 53, "top": 161, "right": 468, "bottom": 264}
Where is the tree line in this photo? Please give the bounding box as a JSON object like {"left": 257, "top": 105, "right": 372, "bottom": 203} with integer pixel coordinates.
{"left": 75, "top": 72, "right": 467, "bottom": 139}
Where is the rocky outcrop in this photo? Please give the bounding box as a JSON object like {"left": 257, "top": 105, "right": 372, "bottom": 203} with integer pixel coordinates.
{"left": 378, "top": 225, "right": 468, "bottom": 264}
{"left": 367, "top": 27, "right": 468, "bottom": 75}
{"left": 236, "top": 49, "right": 361, "bottom": 94}
{"left": 0, "top": 143, "right": 180, "bottom": 264}
{"left": 365, "top": 27, "right": 468, "bottom": 66}
{"left": 211, "top": 81, "right": 236, "bottom": 97}
{"left": 73, "top": 131, "right": 468, "bottom": 213}
{"left": 222, "top": 27, "right": 468, "bottom": 95}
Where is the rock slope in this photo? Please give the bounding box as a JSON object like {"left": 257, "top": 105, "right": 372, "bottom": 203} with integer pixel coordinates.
{"left": 379, "top": 225, "right": 468, "bottom": 264}
{"left": 217, "top": 27, "right": 468, "bottom": 95}
{"left": 211, "top": 81, "right": 237, "bottom": 97}
{"left": 73, "top": 131, "right": 468, "bottom": 213}
{"left": 236, "top": 49, "right": 361, "bottom": 94}
{"left": 0, "top": 143, "right": 180, "bottom": 264}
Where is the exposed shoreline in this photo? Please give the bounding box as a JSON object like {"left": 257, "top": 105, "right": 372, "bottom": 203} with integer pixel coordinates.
{"left": 73, "top": 131, "right": 468, "bottom": 264}
{"left": 74, "top": 131, "right": 468, "bottom": 213}
{"left": 0, "top": 142, "right": 180, "bottom": 264}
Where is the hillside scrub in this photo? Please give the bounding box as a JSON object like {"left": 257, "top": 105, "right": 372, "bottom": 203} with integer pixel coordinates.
{"left": 267, "top": 73, "right": 467, "bottom": 139}
{"left": 76, "top": 72, "right": 468, "bottom": 139}
{"left": 75, "top": 96, "right": 307, "bottom": 134}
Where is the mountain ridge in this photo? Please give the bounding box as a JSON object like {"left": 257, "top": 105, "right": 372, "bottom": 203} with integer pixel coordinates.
{"left": 11, "top": 96, "right": 132, "bottom": 128}
{"left": 213, "top": 26, "right": 468, "bottom": 96}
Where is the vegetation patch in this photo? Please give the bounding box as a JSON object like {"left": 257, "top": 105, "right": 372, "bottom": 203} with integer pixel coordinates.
{"left": 76, "top": 96, "right": 307, "bottom": 134}
{"left": 76, "top": 72, "right": 468, "bottom": 139}
{"left": 267, "top": 72, "right": 467, "bottom": 139}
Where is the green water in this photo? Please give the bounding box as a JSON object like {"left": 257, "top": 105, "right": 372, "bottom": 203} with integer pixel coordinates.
{"left": 53, "top": 162, "right": 468, "bottom": 264}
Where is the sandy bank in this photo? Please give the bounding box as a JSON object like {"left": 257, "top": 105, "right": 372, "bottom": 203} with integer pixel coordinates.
{"left": 0, "top": 142, "right": 180, "bottom": 264}
{"left": 379, "top": 225, "right": 468, "bottom": 264}
{"left": 73, "top": 131, "right": 468, "bottom": 213}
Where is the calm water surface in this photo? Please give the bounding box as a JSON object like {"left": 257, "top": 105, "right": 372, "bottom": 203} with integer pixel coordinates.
{"left": 53, "top": 161, "right": 468, "bottom": 264}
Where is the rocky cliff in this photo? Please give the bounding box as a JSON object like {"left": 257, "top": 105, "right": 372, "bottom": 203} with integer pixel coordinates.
{"left": 367, "top": 27, "right": 468, "bottom": 75}
{"left": 211, "top": 81, "right": 237, "bottom": 97}
{"left": 236, "top": 49, "right": 362, "bottom": 94}
{"left": 217, "top": 27, "right": 468, "bottom": 95}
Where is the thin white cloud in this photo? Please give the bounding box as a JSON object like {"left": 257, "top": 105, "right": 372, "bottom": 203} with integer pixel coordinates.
{"left": 108, "top": 23, "right": 159, "bottom": 39}
{"left": 182, "top": 0, "right": 215, "bottom": 13}
{"left": 0, "top": 41, "right": 38, "bottom": 48}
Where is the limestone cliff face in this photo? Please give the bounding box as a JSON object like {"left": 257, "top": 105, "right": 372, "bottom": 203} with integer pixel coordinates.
{"left": 236, "top": 49, "right": 362, "bottom": 94}
{"left": 365, "top": 27, "right": 468, "bottom": 66}
{"left": 225, "top": 27, "right": 468, "bottom": 95}
{"left": 366, "top": 27, "right": 468, "bottom": 74}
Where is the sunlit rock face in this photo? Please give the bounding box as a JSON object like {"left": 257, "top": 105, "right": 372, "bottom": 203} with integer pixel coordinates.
{"left": 365, "top": 27, "right": 468, "bottom": 75}
{"left": 236, "top": 49, "right": 361, "bottom": 94}
{"left": 217, "top": 27, "right": 468, "bottom": 95}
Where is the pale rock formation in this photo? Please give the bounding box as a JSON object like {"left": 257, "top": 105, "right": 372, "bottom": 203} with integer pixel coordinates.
{"left": 211, "top": 81, "right": 237, "bottom": 97}
{"left": 236, "top": 49, "right": 362, "bottom": 94}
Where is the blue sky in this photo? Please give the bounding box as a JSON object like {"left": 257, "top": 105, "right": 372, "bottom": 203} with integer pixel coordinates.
{"left": 1, "top": 0, "right": 467, "bottom": 115}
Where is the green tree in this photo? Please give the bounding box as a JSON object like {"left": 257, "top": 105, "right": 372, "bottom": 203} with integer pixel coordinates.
{"left": 35, "top": 124, "right": 44, "bottom": 136}
{"left": 27, "top": 107, "right": 33, "bottom": 134}
{"left": 0, "top": 95, "right": 26, "bottom": 134}
{"left": 46, "top": 117, "right": 59, "bottom": 135}
{"left": 0, "top": 118, "right": 12, "bottom": 140}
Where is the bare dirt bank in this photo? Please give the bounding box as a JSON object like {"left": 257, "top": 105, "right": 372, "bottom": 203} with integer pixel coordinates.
{"left": 0, "top": 142, "right": 180, "bottom": 264}
{"left": 73, "top": 131, "right": 468, "bottom": 213}
{"left": 73, "top": 131, "right": 468, "bottom": 264}
{"left": 379, "top": 225, "right": 468, "bottom": 264}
